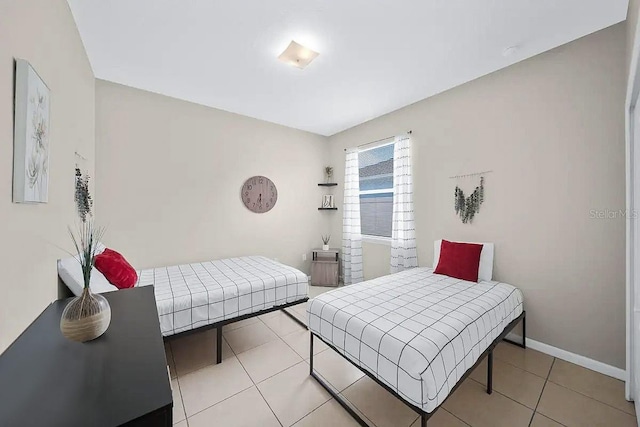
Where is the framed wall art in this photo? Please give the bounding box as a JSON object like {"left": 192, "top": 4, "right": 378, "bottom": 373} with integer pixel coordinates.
{"left": 13, "top": 59, "right": 50, "bottom": 203}
{"left": 322, "top": 194, "right": 334, "bottom": 208}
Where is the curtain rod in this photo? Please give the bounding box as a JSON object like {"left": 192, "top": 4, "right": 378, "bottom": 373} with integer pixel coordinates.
{"left": 344, "top": 130, "right": 412, "bottom": 151}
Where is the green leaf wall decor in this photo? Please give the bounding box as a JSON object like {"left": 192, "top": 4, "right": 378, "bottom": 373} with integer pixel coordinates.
{"left": 454, "top": 177, "right": 484, "bottom": 224}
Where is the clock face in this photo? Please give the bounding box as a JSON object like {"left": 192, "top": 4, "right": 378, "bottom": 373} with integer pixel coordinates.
{"left": 241, "top": 176, "right": 277, "bottom": 213}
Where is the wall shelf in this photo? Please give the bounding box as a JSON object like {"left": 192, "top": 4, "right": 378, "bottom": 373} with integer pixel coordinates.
{"left": 318, "top": 183, "right": 338, "bottom": 187}
{"left": 318, "top": 207, "right": 338, "bottom": 211}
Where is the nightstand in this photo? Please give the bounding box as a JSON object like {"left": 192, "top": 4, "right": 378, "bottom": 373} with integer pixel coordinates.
{"left": 311, "top": 248, "right": 340, "bottom": 287}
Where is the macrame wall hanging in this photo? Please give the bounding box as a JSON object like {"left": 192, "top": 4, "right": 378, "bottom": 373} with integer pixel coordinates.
{"left": 74, "top": 151, "right": 92, "bottom": 223}
{"left": 450, "top": 170, "right": 491, "bottom": 224}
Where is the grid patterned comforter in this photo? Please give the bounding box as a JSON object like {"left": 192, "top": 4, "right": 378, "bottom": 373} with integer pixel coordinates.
{"left": 307, "top": 267, "right": 523, "bottom": 413}
{"left": 137, "top": 256, "right": 308, "bottom": 336}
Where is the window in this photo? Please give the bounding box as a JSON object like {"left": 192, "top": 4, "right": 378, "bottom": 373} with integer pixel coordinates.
{"left": 359, "top": 143, "right": 394, "bottom": 238}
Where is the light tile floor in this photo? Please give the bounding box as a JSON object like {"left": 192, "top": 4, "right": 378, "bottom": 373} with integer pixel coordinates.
{"left": 165, "top": 286, "right": 636, "bottom": 427}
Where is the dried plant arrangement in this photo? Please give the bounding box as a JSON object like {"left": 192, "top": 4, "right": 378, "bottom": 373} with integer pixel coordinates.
{"left": 60, "top": 167, "right": 111, "bottom": 342}
{"left": 74, "top": 167, "right": 93, "bottom": 223}
{"left": 325, "top": 166, "right": 334, "bottom": 182}
{"left": 454, "top": 177, "right": 484, "bottom": 224}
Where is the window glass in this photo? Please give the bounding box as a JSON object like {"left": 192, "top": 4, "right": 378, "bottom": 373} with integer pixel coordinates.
{"left": 359, "top": 144, "right": 393, "bottom": 238}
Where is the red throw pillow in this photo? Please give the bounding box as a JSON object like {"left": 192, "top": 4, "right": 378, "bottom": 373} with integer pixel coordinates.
{"left": 94, "top": 248, "right": 138, "bottom": 289}
{"left": 434, "top": 240, "right": 484, "bottom": 282}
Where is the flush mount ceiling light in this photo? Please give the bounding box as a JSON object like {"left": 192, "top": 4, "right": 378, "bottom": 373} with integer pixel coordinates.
{"left": 502, "top": 45, "right": 519, "bottom": 57}
{"left": 277, "top": 41, "right": 319, "bottom": 69}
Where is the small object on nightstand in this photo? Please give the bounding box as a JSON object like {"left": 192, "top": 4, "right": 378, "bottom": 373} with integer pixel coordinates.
{"left": 321, "top": 234, "right": 331, "bottom": 251}
{"left": 311, "top": 248, "right": 340, "bottom": 287}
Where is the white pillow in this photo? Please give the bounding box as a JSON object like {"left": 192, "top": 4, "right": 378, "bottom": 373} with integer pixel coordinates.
{"left": 432, "top": 239, "right": 494, "bottom": 282}
{"left": 57, "top": 244, "right": 118, "bottom": 296}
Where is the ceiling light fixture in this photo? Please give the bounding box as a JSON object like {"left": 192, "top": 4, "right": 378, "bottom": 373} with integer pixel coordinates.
{"left": 502, "top": 46, "right": 519, "bottom": 57}
{"left": 278, "top": 41, "right": 319, "bottom": 69}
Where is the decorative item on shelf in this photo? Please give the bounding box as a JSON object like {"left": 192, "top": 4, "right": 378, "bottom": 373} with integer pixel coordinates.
{"left": 324, "top": 166, "right": 334, "bottom": 183}
{"left": 453, "top": 176, "right": 485, "bottom": 224}
{"left": 60, "top": 168, "right": 111, "bottom": 343}
{"left": 13, "top": 59, "right": 50, "bottom": 203}
{"left": 322, "top": 194, "right": 335, "bottom": 209}
{"left": 321, "top": 234, "right": 331, "bottom": 251}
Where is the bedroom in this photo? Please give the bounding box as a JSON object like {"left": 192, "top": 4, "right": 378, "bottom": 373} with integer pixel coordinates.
{"left": 0, "top": 0, "right": 638, "bottom": 426}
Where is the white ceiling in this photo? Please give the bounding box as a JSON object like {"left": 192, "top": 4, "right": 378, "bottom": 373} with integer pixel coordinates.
{"left": 68, "top": 0, "right": 628, "bottom": 136}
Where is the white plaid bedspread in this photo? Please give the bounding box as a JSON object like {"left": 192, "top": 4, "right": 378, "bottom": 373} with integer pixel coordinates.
{"left": 137, "top": 256, "right": 308, "bottom": 336}
{"left": 307, "top": 267, "right": 523, "bottom": 413}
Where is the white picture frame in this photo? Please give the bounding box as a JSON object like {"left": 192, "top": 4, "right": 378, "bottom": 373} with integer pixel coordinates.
{"left": 13, "top": 59, "right": 50, "bottom": 203}
{"left": 322, "top": 194, "right": 334, "bottom": 208}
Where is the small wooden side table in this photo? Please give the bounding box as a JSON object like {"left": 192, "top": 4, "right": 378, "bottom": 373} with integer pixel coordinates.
{"left": 311, "top": 248, "right": 340, "bottom": 287}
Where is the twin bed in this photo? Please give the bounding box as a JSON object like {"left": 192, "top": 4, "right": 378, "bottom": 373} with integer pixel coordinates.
{"left": 58, "top": 248, "right": 525, "bottom": 427}
{"left": 307, "top": 266, "right": 525, "bottom": 426}
{"left": 58, "top": 255, "right": 309, "bottom": 362}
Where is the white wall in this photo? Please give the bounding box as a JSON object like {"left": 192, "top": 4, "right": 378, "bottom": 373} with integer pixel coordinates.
{"left": 95, "top": 80, "right": 330, "bottom": 273}
{"left": 0, "top": 2, "right": 627, "bottom": 374}
{"left": 328, "top": 24, "right": 627, "bottom": 368}
{"left": 625, "top": 0, "right": 640, "bottom": 400}
{"left": 629, "top": 0, "right": 640, "bottom": 76}
{"left": 0, "top": 0, "right": 95, "bottom": 352}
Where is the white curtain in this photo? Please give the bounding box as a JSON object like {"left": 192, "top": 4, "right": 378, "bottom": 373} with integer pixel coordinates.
{"left": 390, "top": 136, "right": 418, "bottom": 273}
{"left": 342, "top": 148, "right": 364, "bottom": 285}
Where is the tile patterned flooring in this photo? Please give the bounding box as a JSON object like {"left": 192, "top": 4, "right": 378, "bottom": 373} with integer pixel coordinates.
{"left": 166, "top": 286, "right": 636, "bottom": 427}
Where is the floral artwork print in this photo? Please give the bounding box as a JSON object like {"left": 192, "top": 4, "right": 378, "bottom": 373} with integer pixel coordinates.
{"left": 13, "top": 59, "right": 50, "bottom": 203}
{"left": 26, "top": 89, "right": 49, "bottom": 198}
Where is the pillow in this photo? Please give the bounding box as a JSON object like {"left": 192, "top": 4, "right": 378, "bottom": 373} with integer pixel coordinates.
{"left": 57, "top": 244, "right": 118, "bottom": 296}
{"left": 58, "top": 257, "right": 118, "bottom": 296}
{"left": 434, "top": 240, "right": 483, "bottom": 282}
{"left": 433, "top": 239, "right": 494, "bottom": 282}
{"left": 94, "top": 248, "right": 138, "bottom": 289}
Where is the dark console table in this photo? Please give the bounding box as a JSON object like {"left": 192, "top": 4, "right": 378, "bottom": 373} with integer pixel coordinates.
{"left": 0, "top": 286, "right": 172, "bottom": 427}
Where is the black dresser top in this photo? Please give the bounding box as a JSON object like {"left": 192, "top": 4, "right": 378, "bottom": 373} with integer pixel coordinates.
{"left": 0, "top": 286, "right": 172, "bottom": 427}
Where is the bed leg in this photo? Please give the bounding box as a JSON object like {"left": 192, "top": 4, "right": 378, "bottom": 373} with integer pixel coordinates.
{"left": 487, "top": 350, "right": 493, "bottom": 395}
{"left": 309, "top": 333, "right": 314, "bottom": 375}
{"left": 421, "top": 414, "right": 427, "bottom": 427}
{"left": 522, "top": 311, "right": 527, "bottom": 349}
{"left": 281, "top": 307, "right": 308, "bottom": 330}
{"left": 502, "top": 311, "right": 527, "bottom": 349}
{"left": 216, "top": 327, "right": 223, "bottom": 364}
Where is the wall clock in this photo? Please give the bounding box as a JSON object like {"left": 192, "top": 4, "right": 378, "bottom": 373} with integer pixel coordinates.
{"left": 241, "top": 176, "right": 278, "bottom": 213}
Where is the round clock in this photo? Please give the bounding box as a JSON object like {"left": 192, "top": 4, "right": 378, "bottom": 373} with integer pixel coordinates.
{"left": 241, "top": 176, "right": 278, "bottom": 213}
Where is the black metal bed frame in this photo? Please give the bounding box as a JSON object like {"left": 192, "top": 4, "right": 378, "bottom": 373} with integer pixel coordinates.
{"left": 164, "top": 297, "right": 309, "bottom": 363}
{"left": 59, "top": 274, "right": 310, "bottom": 364}
{"left": 309, "top": 310, "right": 526, "bottom": 427}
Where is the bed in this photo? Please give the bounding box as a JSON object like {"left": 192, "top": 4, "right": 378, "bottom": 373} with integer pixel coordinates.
{"left": 58, "top": 254, "right": 309, "bottom": 362}
{"left": 307, "top": 267, "right": 525, "bottom": 427}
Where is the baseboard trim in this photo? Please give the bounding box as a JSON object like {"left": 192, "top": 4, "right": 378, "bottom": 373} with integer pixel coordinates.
{"left": 505, "top": 333, "right": 626, "bottom": 381}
